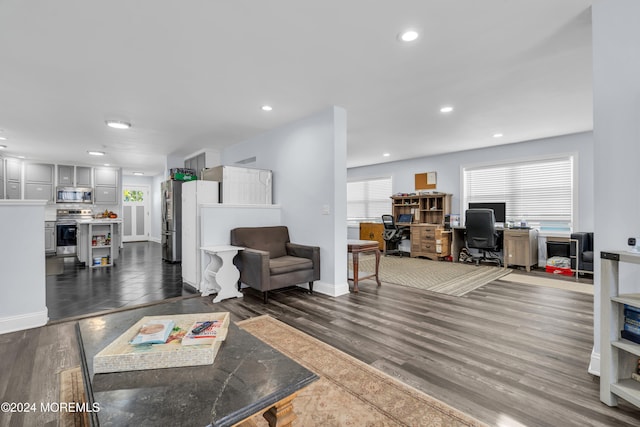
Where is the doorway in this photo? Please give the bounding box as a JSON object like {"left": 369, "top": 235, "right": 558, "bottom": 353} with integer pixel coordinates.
{"left": 122, "top": 185, "right": 150, "bottom": 242}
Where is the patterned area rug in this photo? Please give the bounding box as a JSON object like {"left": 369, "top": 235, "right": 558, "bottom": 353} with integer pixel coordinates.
{"left": 238, "top": 315, "right": 488, "bottom": 427}
{"left": 352, "top": 254, "right": 510, "bottom": 296}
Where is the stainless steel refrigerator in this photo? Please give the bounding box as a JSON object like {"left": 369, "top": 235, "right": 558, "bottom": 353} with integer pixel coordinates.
{"left": 161, "top": 180, "right": 183, "bottom": 262}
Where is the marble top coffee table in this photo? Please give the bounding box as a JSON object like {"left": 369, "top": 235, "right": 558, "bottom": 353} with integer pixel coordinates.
{"left": 76, "top": 298, "right": 318, "bottom": 426}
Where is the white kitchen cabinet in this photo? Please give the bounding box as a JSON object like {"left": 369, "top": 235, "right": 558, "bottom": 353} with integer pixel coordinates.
{"left": 45, "top": 221, "right": 56, "bottom": 254}
{"left": 76, "top": 166, "right": 92, "bottom": 187}
{"left": 94, "top": 167, "right": 118, "bottom": 205}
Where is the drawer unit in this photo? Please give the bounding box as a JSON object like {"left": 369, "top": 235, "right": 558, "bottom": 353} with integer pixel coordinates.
{"left": 503, "top": 228, "right": 538, "bottom": 271}
{"left": 411, "top": 224, "right": 449, "bottom": 259}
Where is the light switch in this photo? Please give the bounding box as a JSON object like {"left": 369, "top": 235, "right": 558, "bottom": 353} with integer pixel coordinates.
{"left": 322, "top": 205, "right": 330, "bottom": 215}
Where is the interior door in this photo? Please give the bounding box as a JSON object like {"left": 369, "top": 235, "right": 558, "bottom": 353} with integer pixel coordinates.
{"left": 122, "top": 185, "right": 150, "bottom": 242}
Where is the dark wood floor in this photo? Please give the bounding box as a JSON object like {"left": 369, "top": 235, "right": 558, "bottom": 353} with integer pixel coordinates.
{"left": 3, "top": 242, "right": 640, "bottom": 427}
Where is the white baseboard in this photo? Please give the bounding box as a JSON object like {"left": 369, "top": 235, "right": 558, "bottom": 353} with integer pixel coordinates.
{"left": 588, "top": 348, "right": 600, "bottom": 376}
{"left": 149, "top": 237, "right": 161, "bottom": 243}
{"left": 304, "top": 281, "right": 350, "bottom": 297}
{"left": 0, "top": 310, "right": 49, "bottom": 335}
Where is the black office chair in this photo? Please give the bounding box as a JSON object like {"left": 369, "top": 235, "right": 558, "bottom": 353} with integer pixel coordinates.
{"left": 464, "top": 209, "right": 502, "bottom": 266}
{"left": 382, "top": 214, "right": 407, "bottom": 256}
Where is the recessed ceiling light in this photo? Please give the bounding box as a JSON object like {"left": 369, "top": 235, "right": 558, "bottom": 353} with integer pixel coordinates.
{"left": 104, "top": 163, "right": 110, "bottom": 166}
{"left": 17, "top": 155, "right": 25, "bottom": 159}
{"left": 133, "top": 172, "right": 144, "bottom": 176}
{"left": 399, "top": 30, "right": 419, "bottom": 42}
{"left": 0, "top": 145, "right": 6, "bottom": 149}
{"left": 493, "top": 133, "right": 503, "bottom": 138}
{"left": 261, "top": 105, "right": 273, "bottom": 111}
{"left": 383, "top": 153, "right": 391, "bottom": 157}
{"left": 105, "top": 120, "right": 131, "bottom": 129}
{"left": 88, "top": 151, "right": 105, "bottom": 156}
{"left": 440, "top": 106, "right": 454, "bottom": 113}
{"left": 0, "top": 136, "right": 6, "bottom": 140}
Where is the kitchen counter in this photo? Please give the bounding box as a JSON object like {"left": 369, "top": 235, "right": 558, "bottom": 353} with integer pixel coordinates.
{"left": 76, "top": 218, "right": 123, "bottom": 224}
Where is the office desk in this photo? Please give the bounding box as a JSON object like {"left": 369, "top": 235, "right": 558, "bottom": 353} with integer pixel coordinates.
{"left": 451, "top": 226, "right": 538, "bottom": 270}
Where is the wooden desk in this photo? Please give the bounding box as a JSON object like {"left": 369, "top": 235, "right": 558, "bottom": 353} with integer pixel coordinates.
{"left": 347, "top": 239, "right": 381, "bottom": 293}
{"left": 76, "top": 298, "right": 318, "bottom": 427}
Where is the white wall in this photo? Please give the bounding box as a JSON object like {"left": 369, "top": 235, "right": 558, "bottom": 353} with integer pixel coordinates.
{"left": 590, "top": 0, "right": 640, "bottom": 375}
{"left": 0, "top": 201, "right": 48, "bottom": 333}
{"left": 348, "top": 131, "right": 595, "bottom": 231}
{"left": 221, "top": 106, "right": 349, "bottom": 296}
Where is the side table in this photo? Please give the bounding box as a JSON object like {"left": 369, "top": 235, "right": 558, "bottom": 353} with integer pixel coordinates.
{"left": 201, "top": 245, "right": 244, "bottom": 303}
{"left": 347, "top": 239, "right": 381, "bottom": 293}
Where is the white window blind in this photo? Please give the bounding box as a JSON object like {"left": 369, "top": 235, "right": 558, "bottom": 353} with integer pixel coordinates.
{"left": 347, "top": 177, "right": 392, "bottom": 224}
{"left": 463, "top": 156, "right": 574, "bottom": 231}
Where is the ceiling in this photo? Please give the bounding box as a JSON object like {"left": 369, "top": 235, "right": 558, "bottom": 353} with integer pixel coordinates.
{"left": 0, "top": 0, "right": 593, "bottom": 176}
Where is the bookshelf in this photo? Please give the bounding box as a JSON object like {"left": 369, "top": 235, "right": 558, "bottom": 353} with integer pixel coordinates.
{"left": 89, "top": 222, "right": 114, "bottom": 268}
{"left": 600, "top": 250, "right": 640, "bottom": 408}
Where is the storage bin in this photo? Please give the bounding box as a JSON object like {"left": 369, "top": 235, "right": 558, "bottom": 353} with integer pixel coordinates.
{"left": 545, "top": 265, "right": 574, "bottom": 276}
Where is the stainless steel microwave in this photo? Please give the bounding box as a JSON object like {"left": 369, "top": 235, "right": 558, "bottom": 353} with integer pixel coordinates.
{"left": 56, "top": 187, "right": 93, "bottom": 204}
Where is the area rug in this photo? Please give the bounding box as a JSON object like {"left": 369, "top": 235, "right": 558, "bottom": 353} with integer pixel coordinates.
{"left": 351, "top": 254, "right": 510, "bottom": 296}
{"left": 238, "top": 315, "right": 488, "bottom": 427}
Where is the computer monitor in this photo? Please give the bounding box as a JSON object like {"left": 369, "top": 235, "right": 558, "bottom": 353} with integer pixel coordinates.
{"left": 397, "top": 214, "right": 413, "bottom": 223}
{"left": 467, "top": 202, "right": 506, "bottom": 223}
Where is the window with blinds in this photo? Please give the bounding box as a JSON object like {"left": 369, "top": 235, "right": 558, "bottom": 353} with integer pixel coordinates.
{"left": 463, "top": 156, "right": 574, "bottom": 231}
{"left": 347, "top": 177, "right": 392, "bottom": 224}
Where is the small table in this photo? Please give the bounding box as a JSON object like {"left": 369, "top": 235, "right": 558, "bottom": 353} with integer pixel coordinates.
{"left": 201, "top": 245, "right": 244, "bottom": 303}
{"left": 347, "top": 239, "right": 381, "bottom": 293}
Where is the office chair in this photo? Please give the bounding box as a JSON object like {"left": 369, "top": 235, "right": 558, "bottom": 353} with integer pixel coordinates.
{"left": 382, "top": 214, "right": 408, "bottom": 256}
{"left": 464, "top": 209, "right": 502, "bottom": 266}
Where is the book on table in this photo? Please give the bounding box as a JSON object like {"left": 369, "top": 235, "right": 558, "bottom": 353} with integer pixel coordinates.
{"left": 182, "top": 320, "right": 225, "bottom": 346}
{"left": 129, "top": 319, "right": 175, "bottom": 345}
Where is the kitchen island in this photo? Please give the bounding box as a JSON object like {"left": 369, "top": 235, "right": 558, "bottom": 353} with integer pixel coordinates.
{"left": 76, "top": 218, "right": 123, "bottom": 267}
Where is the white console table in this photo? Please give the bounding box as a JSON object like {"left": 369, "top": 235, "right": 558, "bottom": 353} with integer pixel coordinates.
{"left": 200, "top": 245, "right": 244, "bottom": 303}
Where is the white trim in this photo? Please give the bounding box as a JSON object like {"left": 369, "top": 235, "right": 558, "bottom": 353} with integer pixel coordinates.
{"left": 588, "top": 348, "right": 600, "bottom": 377}
{"left": 122, "top": 185, "right": 150, "bottom": 242}
{"left": 0, "top": 310, "right": 48, "bottom": 335}
{"left": 0, "top": 200, "right": 48, "bottom": 206}
{"left": 307, "top": 280, "right": 350, "bottom": 297}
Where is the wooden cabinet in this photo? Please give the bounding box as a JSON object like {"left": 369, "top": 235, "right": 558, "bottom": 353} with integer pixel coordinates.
{"left": 391, "top": 193, "right": 451, "bottom": 225}
{"left": 410, "top": 224, "right": 450, "bottom": 259}
{"left": 503, "top": 229, "right": 538, "bottom": 271}
{"left": 359, "top": 222, "right": 384, "bottom": 250}
{"left": 392, "top": 193, "right": 452, "bottom": 259}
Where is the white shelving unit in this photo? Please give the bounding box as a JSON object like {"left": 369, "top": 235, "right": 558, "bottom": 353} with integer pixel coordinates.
{"left": 88, "top": 222, "right": 114, "bottom": 268}
{"left": 600, "top": 250, "right": 640, "bottom": 408}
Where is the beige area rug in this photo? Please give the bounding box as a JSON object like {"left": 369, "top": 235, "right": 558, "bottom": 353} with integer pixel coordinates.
{"left": 238, "top": 315, "right": 488, "bottom": 427}
{"left": 351, "top": 254, "right": 510, "bottom": 296}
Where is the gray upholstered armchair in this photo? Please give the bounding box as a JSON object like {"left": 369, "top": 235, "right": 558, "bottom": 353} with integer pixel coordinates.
{"left": 230, "top": 226, "right": 320, "bottom": 303}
